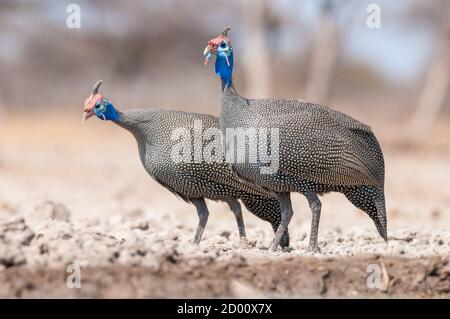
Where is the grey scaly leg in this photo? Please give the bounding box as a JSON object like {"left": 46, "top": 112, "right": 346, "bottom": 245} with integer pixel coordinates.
{"left": 305, "top": 191, "right": 322, "bottom": 253}
{"left": 191, "top": 198, "right": 209, "bottom": 245}
{"left": 272, "top": 223, "right": 290, "bottom": 249}
{"left": 224, "top": 198, "right": 246, "bottom": 239}
{"left": 269, "top": 192, "right": 293, "bottom": 251}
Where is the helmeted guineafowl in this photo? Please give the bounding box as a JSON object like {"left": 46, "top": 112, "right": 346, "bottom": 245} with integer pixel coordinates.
{"left": 204, "top": 27, "right": 387, "bottom": 252}
{"left": 82, "top": 81, "right": 289, "bottom": 247}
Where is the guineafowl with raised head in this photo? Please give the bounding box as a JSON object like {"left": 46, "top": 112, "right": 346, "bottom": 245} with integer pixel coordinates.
{"left": 82, "top": 81, "right": 289, "bottom": 248}
{"left": 204, "top": 27, "right": 387, "bottom": 252}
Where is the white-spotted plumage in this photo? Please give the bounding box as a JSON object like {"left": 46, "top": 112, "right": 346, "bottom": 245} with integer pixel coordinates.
{"left": 116, "top": 108, "right": 289, "bottom": 247}
{"left": 218, "top": 85, "right": 387, "bottom": 251}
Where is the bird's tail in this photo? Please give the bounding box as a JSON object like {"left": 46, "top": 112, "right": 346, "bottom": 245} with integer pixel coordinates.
{"left": 344, "top": 186, "right": 388, "bottom": 242}
{"left": 239, "top": 192, "right": 290, "bottom": 248}
{"left": 373, "top": 190, "right": 388, "bottom": 242}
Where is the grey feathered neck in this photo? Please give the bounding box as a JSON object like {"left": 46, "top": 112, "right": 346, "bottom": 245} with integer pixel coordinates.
{"left": 114, "top": 109, "right": 157, "bottom": 135}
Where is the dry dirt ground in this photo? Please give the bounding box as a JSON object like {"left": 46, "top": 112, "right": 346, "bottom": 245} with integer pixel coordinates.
{"left": 0, "top": 112, "right": 449, "bottom": 298}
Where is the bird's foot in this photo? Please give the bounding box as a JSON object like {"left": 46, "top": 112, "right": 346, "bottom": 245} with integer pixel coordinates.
{"left": 191, "top": 235, "right": 201, "bottom": 245}
{"left": 269, "top": 243, "right": 292, "bottom": 252}
{"left": 237, "top": 236, "right": 248, "bottom": 247}
{"left": 239, "top": 236, "right": 248, "bottom": 243}
{"left": 237, "top": 237, "right": 256, "bottom": 249}
{"left": 269, "top": 241, "right": 280, "bottom": 252}
{"left": 282, "top": 246, "right": 293, "bottom": 253}
{"left": 308, "top": 244, "right": 321, "bottom": 254}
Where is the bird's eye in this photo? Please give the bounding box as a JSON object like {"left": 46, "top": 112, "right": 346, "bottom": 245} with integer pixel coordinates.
{"left": 94, "top": 100, "right": 105, "bottom": 111}
{"left": 220, "top": 42, "right": 227, "bottom": 48}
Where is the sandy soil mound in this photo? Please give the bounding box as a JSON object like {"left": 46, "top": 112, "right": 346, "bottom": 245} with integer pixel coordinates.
{"left": 0, "top": 212, "right": 448, "bottom": 298}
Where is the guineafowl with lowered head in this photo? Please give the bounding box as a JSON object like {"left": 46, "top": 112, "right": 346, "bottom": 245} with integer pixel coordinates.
{"left": 82, "top": 81, "right": 289, "bottom": 248}
{"left": 203, "top": 27, "right": 387, "bottom": 252}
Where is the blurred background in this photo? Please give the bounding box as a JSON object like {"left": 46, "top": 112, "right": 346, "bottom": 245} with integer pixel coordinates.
{"left": 1, "top": 0, "right": 450, "bottom": 139}
{"left": 0, "top": 0, "right": 449, "bottom": 234}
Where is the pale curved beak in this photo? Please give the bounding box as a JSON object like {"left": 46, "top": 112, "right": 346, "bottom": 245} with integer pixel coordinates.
{"left": 203, "top": 45, "right": 211, "bottom": 56}
{"left": 82, "top": 111, "right": 94, "bottom": 124}
{"left": 204, "top": 45, "right": 213, "bottom": 66}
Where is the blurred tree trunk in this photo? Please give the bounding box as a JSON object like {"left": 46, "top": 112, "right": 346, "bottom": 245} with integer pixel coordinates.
{"left": 411, "top": 0, "right": 450, "bottom": 140}
{"left": 241, "top": 0, "right": 271, "bottom": 97}
{"left": 305, "top": 0, "right": 338, "bottom": 103}
{"left": 411, "top": 32, "right": 450, "bottom": 140}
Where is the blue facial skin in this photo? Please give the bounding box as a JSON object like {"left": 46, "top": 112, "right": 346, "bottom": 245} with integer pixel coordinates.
{"left": 94, "top": 99, "right": 120, "bottom": 121}
{"left": 215, "top": 42, "right": 233, "bottom": 88}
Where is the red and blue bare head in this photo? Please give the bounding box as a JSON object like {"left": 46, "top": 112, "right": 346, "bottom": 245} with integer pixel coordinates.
{"left": 82, "top": 80, "right": 120, "bottom": 123}
{"left": 203, "top": 26, "right": 233, "bottom": 87}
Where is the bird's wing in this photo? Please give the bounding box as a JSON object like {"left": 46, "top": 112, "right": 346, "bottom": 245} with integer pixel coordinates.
{"left": 252, "top": 100, "right": 384, "bottom": 188}
{"left": 196, "top": 161, "right": 272, "bottom": 198}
